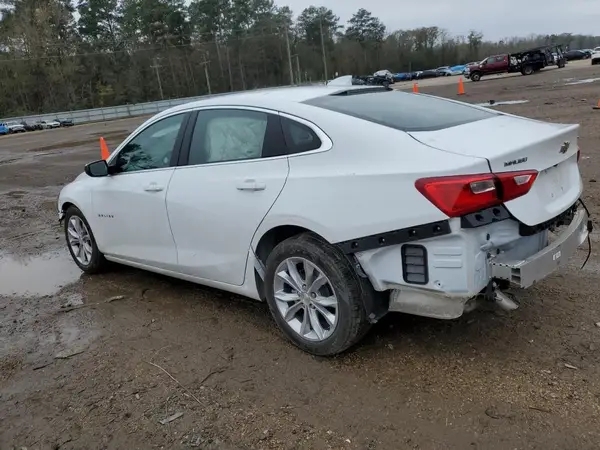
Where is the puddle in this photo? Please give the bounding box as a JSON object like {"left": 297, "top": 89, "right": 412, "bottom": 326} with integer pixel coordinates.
{"left": 0, "top": 250, "right": 82, "bottom": 297}
{"left": 564, "top": 78, "right": 600, "bottom": 86}
{"left": 475, "top": 100, "right": 530, "bottom": 107}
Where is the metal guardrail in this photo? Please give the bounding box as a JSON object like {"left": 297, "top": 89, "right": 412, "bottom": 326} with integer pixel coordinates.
{"left": 0, "top": 83, "right": 324, "bottom": 126}
{"left": 0, "top": 95, "right": 213, "bottom": 125}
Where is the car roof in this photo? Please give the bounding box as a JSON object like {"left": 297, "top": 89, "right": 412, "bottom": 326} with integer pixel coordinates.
{"left": 155, "top": 85, "right": 382, "bottom": 119}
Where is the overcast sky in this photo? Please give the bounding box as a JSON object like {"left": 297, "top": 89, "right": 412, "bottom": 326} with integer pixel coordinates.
{"left": 281, "top": 0, "right": 600, "bottom": 40}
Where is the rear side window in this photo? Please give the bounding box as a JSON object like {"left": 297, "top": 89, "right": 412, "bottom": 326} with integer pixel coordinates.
{"left": 304, "top": 91, "right": 498, "bottom": 132}
{"left": 281, "top": 117, "right": 321, "bottom": 154}
{"left": 187, "top": 109, "right": 286, "bottom": 165}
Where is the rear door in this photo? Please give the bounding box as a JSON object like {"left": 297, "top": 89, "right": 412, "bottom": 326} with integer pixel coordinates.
{"left": 485, "top": 55, "right": 508, "bottom": 74}
{"left": 166, "top": 107, "right": 290, "bottom": 286}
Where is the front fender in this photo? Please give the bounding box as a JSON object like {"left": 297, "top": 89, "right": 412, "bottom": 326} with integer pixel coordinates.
{"left": 57, "top": 172, "right": 92, "bottom": 223}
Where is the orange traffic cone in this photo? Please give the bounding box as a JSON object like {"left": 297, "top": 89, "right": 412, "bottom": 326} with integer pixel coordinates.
{"left": 458, "top": 77, "right": 465, "bottom": 95}
{"left": 593, "top": 99, "right": 600, "bottom": 110}
{"left": 412, "top": 82, "right": 419, "bottom": 93}
{"left": 100, "top": 137, "right": 110, "bottom": 160}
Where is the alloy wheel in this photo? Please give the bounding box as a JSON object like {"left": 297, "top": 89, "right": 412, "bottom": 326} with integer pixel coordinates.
{"left": 273, "top": 257, "right": 339, "bottom": 342}
{"left": 67, "top": 216, "right": 93, "bottom": 266}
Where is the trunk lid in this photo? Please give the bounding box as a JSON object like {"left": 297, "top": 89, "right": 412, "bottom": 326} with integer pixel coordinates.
{"left": 408, "top": 114, "right": 582, "bottom": 226}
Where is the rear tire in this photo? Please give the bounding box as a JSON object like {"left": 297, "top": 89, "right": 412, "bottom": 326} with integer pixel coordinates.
{"left": 64, "top": 206, "right": 108, "bottom": 274}
{"left": 264, "top": 233, "right": 373, "bottom": 356}
{"left": 521, "top": 65, "right": 534, "bottom": 75}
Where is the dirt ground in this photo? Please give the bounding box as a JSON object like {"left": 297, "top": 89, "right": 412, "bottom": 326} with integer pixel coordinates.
{"left": 1, "top": 64, "right": 600, "bottom": 450}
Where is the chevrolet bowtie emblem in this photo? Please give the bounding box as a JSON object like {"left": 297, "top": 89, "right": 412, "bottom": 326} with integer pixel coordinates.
{"left": 559, "top": 141, "right": 570, "bottom": 154}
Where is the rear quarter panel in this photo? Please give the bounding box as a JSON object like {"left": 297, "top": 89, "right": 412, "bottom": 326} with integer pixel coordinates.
{"left": 254, "top": 105, "right": 493, "bottom": 246}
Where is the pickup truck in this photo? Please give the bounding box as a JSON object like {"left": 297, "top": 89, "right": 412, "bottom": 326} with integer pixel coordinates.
{"left": 465, "top": 46, "right": 566, "bottom": 82}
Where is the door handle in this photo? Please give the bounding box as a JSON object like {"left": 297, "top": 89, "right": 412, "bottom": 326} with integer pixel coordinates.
{"left": 236, "top": 179, "right": 266, "bottom": 191}
{"left": 144, "top": 183, "right": 164, "bottom": 192}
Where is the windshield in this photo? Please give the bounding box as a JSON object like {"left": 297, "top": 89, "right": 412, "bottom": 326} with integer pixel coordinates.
{"left": 304, "top": 91, "right": 498, "bottom": 132}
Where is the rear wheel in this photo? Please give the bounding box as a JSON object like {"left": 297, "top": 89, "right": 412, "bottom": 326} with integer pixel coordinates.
{"left": 64, "top": 206, "right": 108, "bottom": 274}
{"left": 521, "top": 65, "right": 534, "bottom": 75}
{"left": 264, "top": 233, "right": 373, "bottom": 356}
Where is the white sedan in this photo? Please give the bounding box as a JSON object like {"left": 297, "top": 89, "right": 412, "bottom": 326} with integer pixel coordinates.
{"left": 58, "top": 85, "right": 591, "bottom": 355}
{"left": 41, "top": 120, "right": 61, "bottom": 129}
{"left": 592, "top": 48, "right": 600, "bottom": 65}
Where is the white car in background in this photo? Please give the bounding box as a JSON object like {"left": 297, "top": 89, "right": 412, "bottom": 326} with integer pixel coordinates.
{"left": 591, "top": 47, "right": 600, "bottom": 65}
{"left": 41, "top": 119, "right": 61, "bottom": 129}
{"left": 5, "top": 121, "right": 25, "bottom": 133}
{"left": 57, "top": 85, "right": 591, "bottom": 356}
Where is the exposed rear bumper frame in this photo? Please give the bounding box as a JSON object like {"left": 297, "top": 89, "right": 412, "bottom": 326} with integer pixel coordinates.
{"left": 491, "top": 208, "right": 590, "bottom": 288}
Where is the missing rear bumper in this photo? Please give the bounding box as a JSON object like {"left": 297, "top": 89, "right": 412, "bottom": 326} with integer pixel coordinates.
{"left": 491, "top": 208, "right": 589, "bottom": 288}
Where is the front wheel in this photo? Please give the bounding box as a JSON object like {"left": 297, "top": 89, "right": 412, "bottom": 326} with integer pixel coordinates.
{"left": 264, "top": 233, "right": 373, "bottom": 356}
{"left": 470, "top": 72, "right": 481, "bottom": 82}
{"left": 64, "top": 206, "right": 108, "bottom": 274}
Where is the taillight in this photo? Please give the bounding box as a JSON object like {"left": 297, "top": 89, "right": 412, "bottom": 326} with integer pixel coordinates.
{"left": 415, "top": 170, "right": 538, "bottom": 217}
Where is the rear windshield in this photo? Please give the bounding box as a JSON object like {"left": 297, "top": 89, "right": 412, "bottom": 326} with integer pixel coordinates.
{"left": 303, "top": 90, "right": 498, "bottom": 132}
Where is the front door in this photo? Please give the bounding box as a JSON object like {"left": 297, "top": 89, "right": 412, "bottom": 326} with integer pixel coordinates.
{"left": 166, "top": 108, "right": 290, "bottom": 286}
{"left": 91, "top": 112, "right": 188, "bottom": 270}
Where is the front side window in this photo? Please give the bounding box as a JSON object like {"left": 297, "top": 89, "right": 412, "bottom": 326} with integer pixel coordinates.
{"left": 188, "top": 109, "right": 270, "bottom": 165}
{"left": 114, "top": 114, "right": 185, "bottom": 173}
{"left": 486, "top": 57, "right": 496, "bottom": 64}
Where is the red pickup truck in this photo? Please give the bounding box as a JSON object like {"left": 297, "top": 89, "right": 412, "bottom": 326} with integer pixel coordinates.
{"left": 465, "top": 45, "right": 565, "bottom": 82}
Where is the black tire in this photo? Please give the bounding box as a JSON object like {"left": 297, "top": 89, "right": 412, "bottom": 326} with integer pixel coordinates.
{"left": 522, "top": 65, "right": 534, "bottom": 75}
{"left": 64, "top": 206, "right": 108, "bottom": 274}
{"left": 264, "top": 233, "right": 374, "bottom": 356}
{"left": 470, "top": 72, "right": 481, "bottom": 82}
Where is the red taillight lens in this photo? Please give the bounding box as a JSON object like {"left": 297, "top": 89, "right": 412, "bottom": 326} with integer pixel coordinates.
{"left": 415, "top": 170, "right": 538, "bottom": 217}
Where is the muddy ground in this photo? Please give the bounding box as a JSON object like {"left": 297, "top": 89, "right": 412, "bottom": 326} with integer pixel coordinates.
{"left": 1, "top": 65, "right": 600, "bottom": 450}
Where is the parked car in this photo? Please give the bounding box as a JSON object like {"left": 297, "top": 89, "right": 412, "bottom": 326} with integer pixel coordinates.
{"left": 0, "top": 123, "right": 8, "bottom": 135}
{"left": 413, "top": 69, "right": 439, "bottom": 79}
{"left": 591, "top": 48, "right": 600, "bottom": 65}
{"left": 40, "top": 120, "right": 61, "bottom": 129}
{"left": 58, "top": 85, "right": 591, "bottom": 356}
{"left": 393, "top": 72, "right": 414, "bottom": 81}
{"left": 449, "top": 64, "right": 466, "bottom": 74}
{"left": 372, "top": 70, "right": 395, "bottom": 86}
{"left": 21, "top": 120, "right": 42, "bottom": 131}
{"left": 350, "top": 72, "right": 394, "bottom": 87}
{"left": 56, "top": 118, "right": 75, "bottom": 127}
{"left": 435, "top": 66, "right": 453, "bottom": 76}
{"left": 564, "top": 50, "right": 589, "bottom": 61}
{"left": 5, "top": 121, "right": 26, "bottom": 133}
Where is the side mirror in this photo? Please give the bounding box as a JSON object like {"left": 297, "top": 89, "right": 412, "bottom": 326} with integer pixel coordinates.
{"left": 84, "top": 159, "right": 109, "bottom": 177}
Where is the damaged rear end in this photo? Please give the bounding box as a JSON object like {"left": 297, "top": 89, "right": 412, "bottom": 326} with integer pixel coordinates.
{"left": 409, "top": 111, "right": 592, "bottom": 300}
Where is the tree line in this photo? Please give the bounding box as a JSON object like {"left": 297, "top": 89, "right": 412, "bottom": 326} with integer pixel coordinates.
{"left": 0, "top": 0, "right": 598, "bottom": 117}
